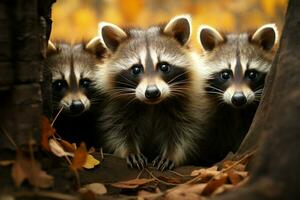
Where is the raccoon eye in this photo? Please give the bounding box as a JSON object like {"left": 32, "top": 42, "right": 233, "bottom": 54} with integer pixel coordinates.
{"left": 246, "top": 70, "right": 258, "bottom": 80}
{"left": 158, "top": 62, "right": 171, "bottom": 73}
{"left": 53, "top": 80, "right": 68, "bottom": 92}
{"left": 80, "top": 78, "right": 92, "bottom": 89}
{"left": 131, "top": 64, "right": 143, "bottom": 75}
{"left": 220, "top": 70, "right": 232, "bottom": 80}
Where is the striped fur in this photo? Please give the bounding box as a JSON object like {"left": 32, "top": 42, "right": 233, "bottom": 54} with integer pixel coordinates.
{"left": 95, "top": 15, "right": 211, "bottom": 169}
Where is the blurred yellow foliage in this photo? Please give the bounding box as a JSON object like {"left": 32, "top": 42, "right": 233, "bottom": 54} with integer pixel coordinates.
{"left": 51, "top": 0, "right": 287, "bottom": 42}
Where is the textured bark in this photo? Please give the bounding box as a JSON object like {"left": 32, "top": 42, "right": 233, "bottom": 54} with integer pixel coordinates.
{"left": 216, "top": 0, "right": 300, "bottom": 199}
{"left": 0, "top": 0, "right": 55, "bottom": 148}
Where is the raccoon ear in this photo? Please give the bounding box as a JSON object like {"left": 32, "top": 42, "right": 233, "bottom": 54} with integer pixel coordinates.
{"left": 197, "top": 25, "right": 225, "bottom": 51}
{"left": 46, "top": 40, "right": 57, "bottom": 56}
{"left": 163, "top": 15, "right": 192, "bottom": 46}
{"left": 85, "top": 36, "right": 107, "bottom": 59}
{"left": 251, "top": 23, "right": 278, "bottom": 51}
{"left": 98, "top": 22, "right": 127, "bottom": 52}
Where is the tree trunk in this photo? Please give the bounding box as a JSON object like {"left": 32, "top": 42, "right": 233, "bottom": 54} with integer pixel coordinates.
{"left": 216, "top": 0, "right": 300, "bottom": 199}
{"left": 0, "top": 0, "right": 55, "bottom": 149}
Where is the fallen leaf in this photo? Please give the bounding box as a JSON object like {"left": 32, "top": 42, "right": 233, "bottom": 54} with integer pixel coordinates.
{"left": 70, "top": 143, "right": 88, "bottom": 171}
{"left": 49, "top": 139, "right": 74, "bottom": 157}
{"left": 190, "top": 166, "right": 218, "bottom": 177}
{"left": 79, "top": 183, "right": 107, "bottom": 196}
{"left": 235, "top": 171, "right": 248, "bottom": 178}
{"left": 83, "top": 154, "right": 100, "bottom": 169}
{"left": 212, "top": 184, "right": 234, "bottom": 195}
{"left": 11, "top": 158, "right": 27, "bottom": 187}
{"left": 227, "top": 170, "right": 242, "bottom": 185}
{"left": 11, "top": 150, "right": 54, "bottom": 188}
{"left": 201, "top": 174, "right": 228, "bottom": 196}
{"left": 111, "top": 178, "right": 155, "bottom": 189}
{"left": 222, "top": 161, "right": 246, "bottom": 171}
{"left": 157, "top": 176, "right": 181, "bottom": 184}
{"left": 138, "top": 189, "right": 162, "bottom": 200}
{"left": 40, "top": 116, "right": 56, "bottom": 151}
{"left": 59, "top": 139, "right": 76, "bottom": 152}
{"left": 165, "top": 184, "right": 205, "bottom": 200}
{"left": 0, "top": 160, "right": 14, "bottom": 166}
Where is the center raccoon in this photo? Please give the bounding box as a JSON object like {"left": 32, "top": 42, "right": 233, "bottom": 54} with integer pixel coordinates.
{"left": 44, "top": 38, "right": 106, "bottom": 147}
{"left": 195, "top": 24, "right": 278, "bottom": 164}
{"left": 96, "top": 15, "right": 211, "bottom": 170}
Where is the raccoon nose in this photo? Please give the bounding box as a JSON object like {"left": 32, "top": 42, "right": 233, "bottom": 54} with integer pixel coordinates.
{"left": 145, "top": 85, "right": 161, "bottom": 99}
{"left": 231, "top": 92, "right": 247, "bottom": 107}
{"left": 70, "top": 100, "right": 85, "bottom": 113}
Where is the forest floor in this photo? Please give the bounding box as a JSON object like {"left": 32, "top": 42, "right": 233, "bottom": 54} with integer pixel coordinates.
{"left": 0, "top": 117, "right": 254, "bottom": 200}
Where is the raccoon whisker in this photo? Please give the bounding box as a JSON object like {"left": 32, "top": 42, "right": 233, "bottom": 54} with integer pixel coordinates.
{"left": 108, "top": 92, "right": 136, "bottom": 98}
{"left": 118, "top": 74, "right": 137, "bottom": 85}
{"left": 253, "top": 85, "right": 264, "bottom": 91}
{"left": 169, "top": 80, "right": 190, "bottom": 87}
{"left": 111, "top": 81, "right": 136, "bottom": 88}
{"left": 106, "top": 94, "right": 135, "bottom": 103}
{"left": 206, "top": 91, "right": 224, "bottom": 95}
{"left": 206, "top": 85, "right": 224, "bottom": 93}
{"left": 169, "top": 80, "right": 190, "bottom": 85}
{"left": 167, "top": 71, "right": 190, "bottom": 84}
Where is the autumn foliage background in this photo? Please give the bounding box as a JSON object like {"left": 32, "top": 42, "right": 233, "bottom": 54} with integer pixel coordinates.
{"left": 51, "top": 0, "right": 287, "bottom": 46}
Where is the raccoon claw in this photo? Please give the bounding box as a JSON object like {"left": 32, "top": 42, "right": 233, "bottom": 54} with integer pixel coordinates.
{"left": 152, "top": 156, "right": 175, "bottom": 171}
{"left": 126, "top": 154, "right": 148, "bottom": 170}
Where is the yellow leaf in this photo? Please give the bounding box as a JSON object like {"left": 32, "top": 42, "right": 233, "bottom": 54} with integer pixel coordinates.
{"left": 83, "top": 154, "right": 100, "bottom": 169}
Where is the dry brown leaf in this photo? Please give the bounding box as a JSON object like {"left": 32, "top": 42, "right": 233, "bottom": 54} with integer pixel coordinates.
{"left": 190, "top": 166, "right": 218, "bottom": 177}
{"left": 212, "top": 184, "right": 234, "bottom": 195}
{"left": 111, "top": 178, "right": 155, "bottom": 189}
{"left": 83, "top": 154, "right": 100, "bottom": 169}
{"left": 79, "top": 183, "right": 107, "bottom": 196}
{"left": 165, "top": 184, "right": 205, "bottom": 200}
{"left": 222, "top": 161, "right": 246, "bottom": 171}
{"left": 11, "top": 159, "right": 27, "bottom": 187}
{"left": 227, "top": 170, "right": 242, "bottom": 185}
{"left": 0, "top": 160, "right": 14, "bottom": 166}
{"left": 59, "top": 139, "right": 76, "bottom": 152}
{"left": 40, "top": 116, "right": 56, "bottom": 151}
{"left": 49, "top": 139, "right": 74, "bottom": 157}
{"left": 235, "top": 171, "right": 248, "bottom": 178}
{"left": 70, "top": 142, "right": 88, "bottom": 171}
{"left": 201, "top": 174, "right": 228, "bottom": 196}
{"left": 12, "top": 151, "right": 53, "bottom": 188}
{"left": 138, "top": 190, "right": 160, "bottom": 199}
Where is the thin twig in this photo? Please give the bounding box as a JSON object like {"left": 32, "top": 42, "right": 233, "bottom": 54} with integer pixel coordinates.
{"left": 51, "top": 106, "right": 63, "bottom": 127}
{"left": 167, "top": 169, "right": 191, "bottom": 177}
{"left": 0, "top": 125, "right": 18, "bottom": 149}
{"left": 136, "top": 168, "right": 145, "bottom": 179}
{"left": 144, "top": 168, "right": 180, "bottom": 186}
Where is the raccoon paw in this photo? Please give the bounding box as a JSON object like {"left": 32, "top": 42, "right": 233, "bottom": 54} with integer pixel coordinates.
{"left": 152, "top": 156, "right": 175, "bottom": 171}
{"left": 126, "top": 154, "right": 148, "bottom": 170}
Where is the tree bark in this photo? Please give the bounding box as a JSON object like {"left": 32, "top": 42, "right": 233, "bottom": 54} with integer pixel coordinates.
{"left": 216, "top": 0, "right": 300, "bottom": 199}
{"left": 0, "top": 0, "right": 55, "bottom": 148}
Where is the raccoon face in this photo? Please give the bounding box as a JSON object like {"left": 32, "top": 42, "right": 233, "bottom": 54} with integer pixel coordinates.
{"left": 98, "top": 15, "right": 194, "bottom": 104}
{"left": 198, "top": 24, "right": 278, "bottom": 107}
{"left": 46, "top": 38, "right": 106, "bottom": 115}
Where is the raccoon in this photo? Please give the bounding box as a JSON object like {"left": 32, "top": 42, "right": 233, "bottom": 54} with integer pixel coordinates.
{"left": 95, "top": 15, "right": 211, "bottom": 170}
{"left": 44, "top": 38, "right": 106, "bottom": 147}
{"left": 195, "top": 24, "right": 278, "bottom": 163}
